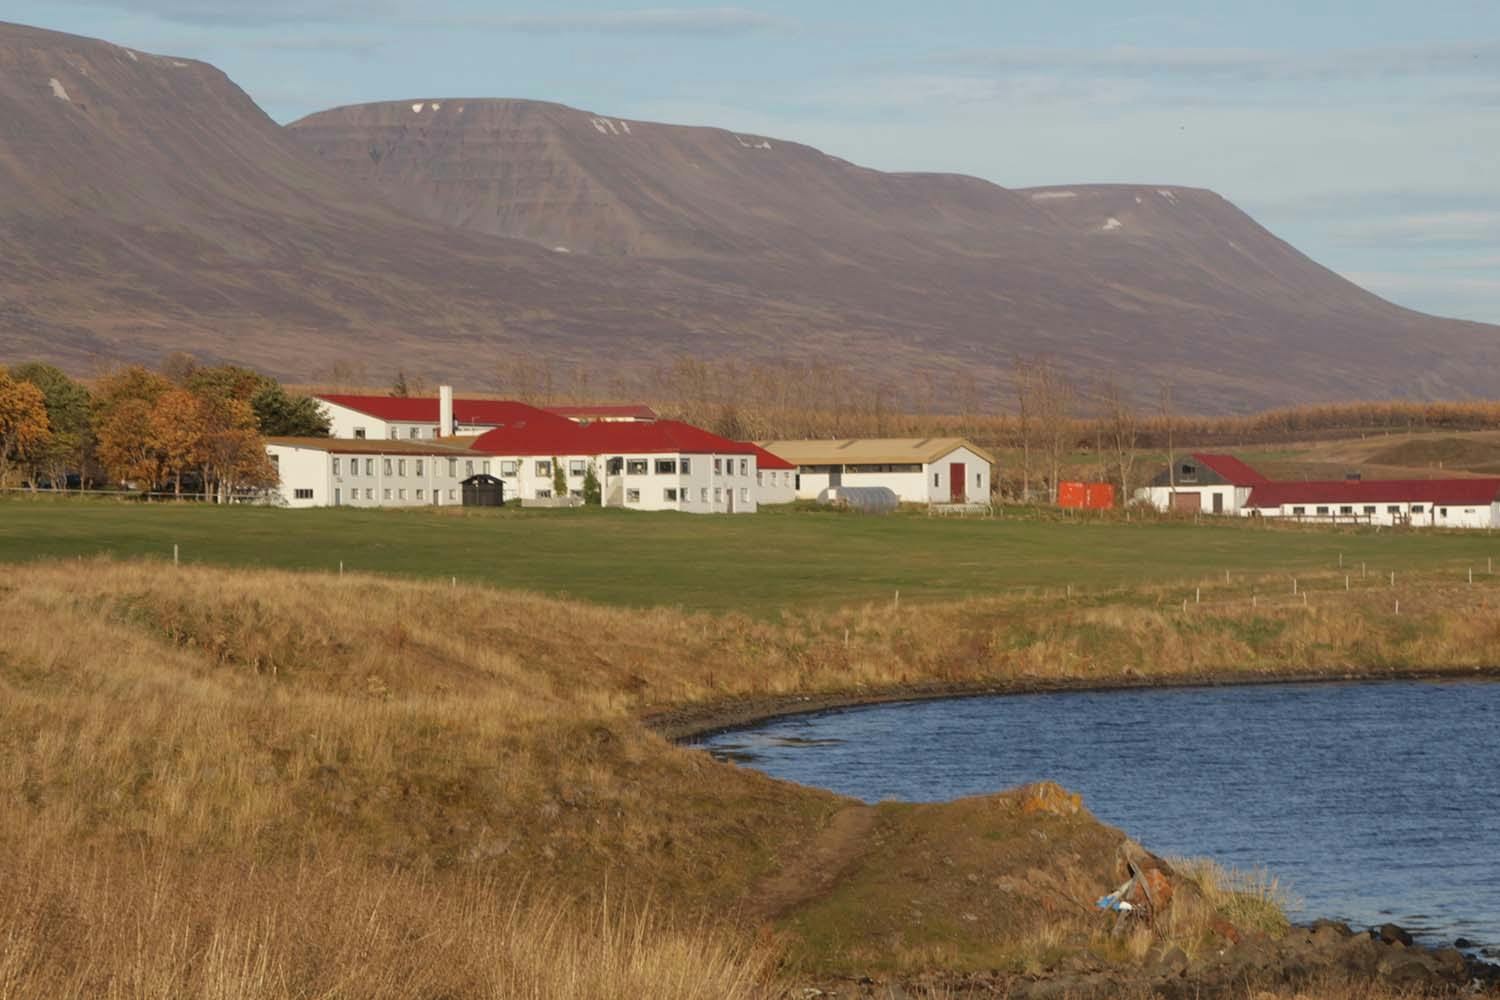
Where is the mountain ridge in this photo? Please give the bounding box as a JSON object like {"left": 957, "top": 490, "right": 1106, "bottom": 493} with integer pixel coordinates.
{"left": 1, "top": 21, "right": 1496, "bottom": 411}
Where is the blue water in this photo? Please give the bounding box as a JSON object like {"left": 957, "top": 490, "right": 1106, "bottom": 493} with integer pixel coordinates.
{"left": 696, "top": 680, "right": 1500, "bottom": 950}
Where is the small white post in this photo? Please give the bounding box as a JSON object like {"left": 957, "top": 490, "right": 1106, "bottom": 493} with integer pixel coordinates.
{"left": 1490, "top": 556, "right": 1494, "bottom": 574}
{"left": 1394, "top": 599, "right": 1400, "bottom": 614}
{"left": 1225, "top": 569, "right": 1231, "bottom": 583}
{"left": 894, "top": 589, "right": 900, "bottom": 610}
{"left": 1182, "top": 598, "right": 1188, "bottom": 612}
{"left": 339, "top": 561, "right": 343, "bottom": 576}
{"left": 1469, "top": 567, "right": 1474, "bottom": 585}
{"left": 452, "top": 576, "right": 457, "bottom": 589}
{"left": 1302, "top": 592, "right": 1308, "bottom": 606}
{"left": 1292, "top": 578, "right": 1298, "bottom": 595}
{"left": 1195, "top": 587, "right": 1201, "bottom": 604}
{"left": 1067, "top": 584, "right": 1072, "bottom": 599}
{"left": 173, "top": 543, "right": 178, "bottom": 566}
{"left": 1339, "top": 552, "right": 1344, "bottom": 568}
{"left": 844, "top": 628, "right": 849, "bottom": 648}
{"left": 1252, "top": 594, "right": 1258, "bottom": 608}
{"left": 1390, "top": 571, "right": 1395, "bottom": 588}
{"left": 1345, "top": 575, "right": 1350, "bottom": 591}
{"left": 1361, "top": 562, "right": 1367, "bottom": 579}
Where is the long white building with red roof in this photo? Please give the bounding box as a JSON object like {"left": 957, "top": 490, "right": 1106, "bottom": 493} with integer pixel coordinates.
{"left": 1135, "top": 452, "right": 1500, "bottom": 528}
{"left": 266, "top": 389, "right": 780, "bottom": 513}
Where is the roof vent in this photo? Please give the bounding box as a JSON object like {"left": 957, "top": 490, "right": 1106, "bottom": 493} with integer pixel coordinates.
{"left": 1345, "top": 471, "right": 1362, "bottom": 481}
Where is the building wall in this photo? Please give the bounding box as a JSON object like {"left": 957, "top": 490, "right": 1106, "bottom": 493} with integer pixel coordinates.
{"left": 599, "top": 452, "right": 758, "bottom": 514}
{"left": 268, "top": 445, "right": 471, "bottom": 508}
{"left": 1135, "top": 484, "right": 1244, "bottom": 515}
{"left": 757, "top": 468, "right": 797, "bottom": 505}
{"left": 1253, "top": 500, "right": 1495, "bottom": 529}
{"left": 924, "top": 448, "right": 992, "bottom": 504}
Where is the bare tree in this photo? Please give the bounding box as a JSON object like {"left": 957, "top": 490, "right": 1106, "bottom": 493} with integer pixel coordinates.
{"left": 1100, "top": 376, "right": 1139, "bottom": 507}
{"left": 1160, "top": 381, "right": 1177, "bottom": 508}
{"left": 1031, "top": 357, "right": 1075, "bottom": 504}
{"left": 1011, "top": 356, "right": 1034, "bottom": 502}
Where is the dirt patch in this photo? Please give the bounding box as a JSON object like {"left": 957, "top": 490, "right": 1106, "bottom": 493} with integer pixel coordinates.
{"left": 749, "top": 804, "right": 878, "bottom": 921}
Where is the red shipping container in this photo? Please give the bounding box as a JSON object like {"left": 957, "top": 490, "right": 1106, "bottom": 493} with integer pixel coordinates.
{"left": 1085, "top": 483, "right": 1116, "bottom": 509}
{"left": 1057, "top": 481, "right": 1088, "bottom": 508}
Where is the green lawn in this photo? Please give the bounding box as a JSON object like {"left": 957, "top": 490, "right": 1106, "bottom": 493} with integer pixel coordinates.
{"left": 2, "top": 496, "right": 1497, "bottom": 614}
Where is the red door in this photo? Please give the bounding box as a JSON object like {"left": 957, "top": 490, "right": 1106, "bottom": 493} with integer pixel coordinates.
{"left": 950, "top": 463, "right": 966, "bottom": 503}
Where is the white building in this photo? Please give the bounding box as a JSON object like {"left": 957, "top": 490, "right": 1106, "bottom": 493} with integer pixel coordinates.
{"left": 1134, "top": 453, "right": 1268, "bottom": 515}
{"left": 271, "top": 396, "right": 760, "bottom": 514}
{"left": 265, "top": 438, "right": 479, "bottom": 508}
{"left": 749, "top": 445, "right": 797, "bottom": 506}
{"left": 313, "top": 392, "right": 657, "bottom": 441}
{"left": 757, "top": 438, "right": 995, "bottom": 505}
{"left": 1243, "top": 479, "right": 1500, "bottom": 528}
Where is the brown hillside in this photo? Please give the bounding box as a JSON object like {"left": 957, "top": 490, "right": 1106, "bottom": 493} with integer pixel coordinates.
{"left": 2, "top": 21, "right": 1499, "bottom": 410}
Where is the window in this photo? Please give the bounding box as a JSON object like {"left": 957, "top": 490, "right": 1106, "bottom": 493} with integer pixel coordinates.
{"left": 448, "top": 458, "right": 457, "bottom": 477}
{"left": 332, "top": 457, "right": 341, "bottom": 475}
{"left": 713, "top": 458, "right": 722, "bottom": 475}
{"left": 626, "top": 488, "right": 640, "bottom": 503}
{"left": 656, "top": 459, "right": 677, "bottom": 475}
{"left": 353, "top": 427, "right": 366, "bottom": 439}
{"left": 365, "top": 458, "right": 374, "bottom": 476}
{"left": 383, "top": 459, "right": 393, "bottom": 476}
{"left": 383, "top": 488, "right": 392, "bottom": 500}
{"left": 388, "top": 428, "right": 398, "bottom": 440}
{"left": 569, "top": 489, "right": 583, "bottom": 498}
{"left": 570, "top": 459, "right": 588, "bottom": 477}
{"left": 500, "top": 460, "right": 517, "bottom": 477}
{"left": 1387, "top": 506, "right": 1400, "bottom": 514}
{"left": 1340, "top": 505, "right": 1353, "bottom": 515}
{"left": 1440, "top": 507, "right": 1449, "bottom": 517}
{"left": 714, "top": 487, "right": 723, "bottom": 502}
{"left": 976, "top": 473, "right": 982, "bottom": 488}
{"left": 740, "top": 487, "right": 749, "bottom": 503}
{"left": 397, "top": 460, "right": 407, "bottom": 476}
{"left": 416, "top": 489, "right": 425, "bottom": 500}
{"left": 1364, "top": 506, "right": 1377, "bottom": 515}
{"left": 700, "top": 488, "right": 708, "bottom": 502}
{"left": 681, "top": 457, "right": 691, "bottom": 474}
{"left": 757, "top": 471, "right": 764, "bottom": 485}
{"left": 627, "top": 459, "right": 648, "bottom": 475}
{"left": 1316, "top": 506, "right": 1329, "bottom": 515}
{"left": 1412, "top": 505, "right": 1425, "bottom": 514}
{"left": 415, "top": 460, "right": 423, "bottom": 476}
{"left": 739, "top": 459, "right": 748, "bottom": 476}
{"left": 934, "top": 473, "right": 940, "bottom": 487}
{"left": 408, "top": 427, "right": 419, "bottom": 439}
{"left": 536, "top": 489, "right": 552, "bottom": 499}
{"left": 365, "top": 488, "right": 374, "bottom": 500}
{"left": 664, "top": 488, "right": 678, "bottom": 501}
{"left": 466, "top": 459, "right": 475, "bottom": 476}
{"left": 483, "top": 461, "right": 491, "bottom": 475}
{"left": 535, "top": 460, "right": 552, "bottom": 476}
{"left": 447, "top": 489, "right": 456, "bottom": 501}
{"left": 1179, "top": 463, "right": 1198, "bottom": 483}
{"left": 1293, "top": 506, "right": 1305, "bottom": 515}
{"left": 294, "top": 488, "right": 313, "bottom": 499}
{"left": 398, "top": 489, "right": 407, "bottom": 500}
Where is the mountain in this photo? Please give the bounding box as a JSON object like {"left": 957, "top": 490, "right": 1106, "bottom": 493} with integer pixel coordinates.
{"left": 2, "top": 21, "right": 1497, "bottom": 410}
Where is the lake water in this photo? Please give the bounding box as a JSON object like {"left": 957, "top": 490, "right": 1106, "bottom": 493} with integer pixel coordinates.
{"left": 696, "top": 680, "right": 1500, "bottom": 951}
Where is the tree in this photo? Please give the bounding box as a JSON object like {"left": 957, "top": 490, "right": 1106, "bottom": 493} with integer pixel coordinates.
{"left": 1100, "top": 376, "right": 1139, "bottom": 507}
{"left": 96, "top": 398, "right": 162, "bottom": 490}
{"left": 186, "top": 364, "right": 269, "bottom": 403}
{"left": 0, "top": 369, "right": 50, "bottom": 488}
{"left": 390, "top": 371, "right": 411, "bottom": 398}
{"left": 198, "top": 394, "right": 277, "bottom": 501}
{"left": 583, "top": 463, "right": 601, "bottom": 505}
{"left": 149, "top": 389, "right": 209, "bottom": 497}
{"left": 251, "top": 383, "right": 330, "bottom": 437}
{"left": 552, "top": 456, "right": 567, "bottom": 498}
{"left": 1011, "top": 357, "right": 1035, "bottom": 502}
{"left": 1021, "top": 356, "right": 1074, "bottom": 504}
{"left": 10, "top": 363, "right": 91, "bottom": 490}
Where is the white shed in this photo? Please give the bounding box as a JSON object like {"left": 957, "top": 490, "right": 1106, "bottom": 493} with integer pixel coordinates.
{"left": 757, "top": 438, "right": 995, "bottom": 505}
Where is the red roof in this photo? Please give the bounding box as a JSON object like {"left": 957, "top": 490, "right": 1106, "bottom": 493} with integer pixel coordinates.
{"left": 468, "top": 418, "right": 756, "bottom": 458}
{"left": 1247, "top": 479, "right": 1500, "bottom": 508}
{"left": 317, "top": 394, "right": 566, "bottom": 428}
{"left": 544, "top": 405, "right": 658, "bottom": 420}
{"left": 1191, "top": 453, "right": 1269, "bottom": 485}
{"left": 747, "top": 443, "right": 796, "bottom": 470}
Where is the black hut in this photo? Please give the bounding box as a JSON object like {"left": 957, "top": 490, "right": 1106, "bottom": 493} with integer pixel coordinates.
{"left": 461, "top": 474, "right": 506, "bottom": 507}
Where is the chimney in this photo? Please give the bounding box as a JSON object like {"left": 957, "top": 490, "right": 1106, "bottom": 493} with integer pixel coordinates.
{"left": 439, "top": 385, "right": 454, "bottom": 437}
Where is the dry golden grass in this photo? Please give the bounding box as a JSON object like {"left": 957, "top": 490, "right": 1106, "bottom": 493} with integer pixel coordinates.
{"left": 3, "top": 556, "right": 1496, "bottom": 997}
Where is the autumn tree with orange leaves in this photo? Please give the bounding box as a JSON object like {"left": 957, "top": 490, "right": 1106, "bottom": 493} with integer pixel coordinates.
{"left": 0, "top": 367, "right": 50, "bottom": 487}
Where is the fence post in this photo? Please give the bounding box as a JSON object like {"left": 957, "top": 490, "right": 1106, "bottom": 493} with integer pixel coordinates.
{"left": 339, "top": 561, "right": 343, "bottom": 577}
{"left": 1292, "top": 577, "right": 1298, "bottom": 595}
{"left": 1345, "top": 575, "right": 1350, "bottom": 591}
{"left": 173, "top": 543, "right": 178, "bottom": 567}
{"left": 1195, "top": 587, "right": 1201, "bottom": 604}
{"left": 1390, "top": 571, "right": 1395, "bottom": 588}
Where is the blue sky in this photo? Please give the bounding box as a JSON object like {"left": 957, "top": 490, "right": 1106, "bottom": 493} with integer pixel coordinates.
{"left": 14, "top": 1, "right": 1499, "bottom": 325}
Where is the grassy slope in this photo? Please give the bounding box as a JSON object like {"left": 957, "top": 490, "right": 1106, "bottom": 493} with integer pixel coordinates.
{"left": 4, "top": 497, "right": 1500, "bottom": 614}
{"left": 5, "top": 542, "right": 1500, "bottom": 996}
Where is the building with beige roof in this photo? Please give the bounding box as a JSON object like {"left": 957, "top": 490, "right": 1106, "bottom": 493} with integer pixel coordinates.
{"left": 757, "top": 438, "right": 996, "bottom": 505}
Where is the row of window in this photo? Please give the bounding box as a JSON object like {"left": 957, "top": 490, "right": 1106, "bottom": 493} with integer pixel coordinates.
{"left": 1288, "top": 504, "right": 1462, "bottom": 517}
{"left": 625, "top": 487, "right": 751, "bottom": 504}
{"left": 332, "top": 454, "right": 761, "bottom": 480}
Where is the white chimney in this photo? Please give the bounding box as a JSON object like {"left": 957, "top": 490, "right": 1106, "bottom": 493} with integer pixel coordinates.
{"left": 439, "top": 385, "right": 454, "bottom": 437}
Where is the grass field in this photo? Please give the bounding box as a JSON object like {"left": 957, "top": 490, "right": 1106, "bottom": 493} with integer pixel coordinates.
{"left": 4, "top": 495, "right": 1500, "bottom": 613}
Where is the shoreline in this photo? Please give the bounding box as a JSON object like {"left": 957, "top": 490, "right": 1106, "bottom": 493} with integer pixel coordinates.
{"left": 645, "top": 663, "right": 1500, "bottom": 742}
